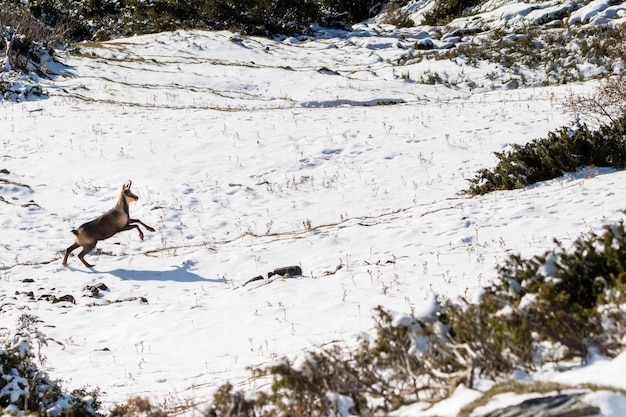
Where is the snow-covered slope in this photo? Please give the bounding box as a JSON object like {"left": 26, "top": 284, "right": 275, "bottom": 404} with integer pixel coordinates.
{"left": 2, "top": 1, "right": 626, "bottom": 414}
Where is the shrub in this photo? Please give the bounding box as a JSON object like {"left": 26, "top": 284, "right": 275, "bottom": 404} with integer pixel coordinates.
{"left": 0, "top": 0, "right": 384, "bottom": 42}
{"left": 382, "top": 0, "right": 414, "bottom": 28}
{"left": 421, "top": 0, "right": 484, "bottom": 25}
{"left": 0, "top": 5, "right": 63, "bottom": 72}
{"left": 0, "top": 5, "right": 67, "bottom": 100}
{"left": 210, "top": 382, "right": 256, "bottom": 417}
{"left": 466, "top": 116, "right": 626, "bottom": 195}
{"left": 452, "top": 222, "right": 626, "bottom": 371}
{"left": 110, "top": 396, "right": 167, "bottom": 417}
{"left": 0, "top": 314, "right": 103, "bottom": 416}
{"left": 565, "top": 74, "right": 626, "bottom": 127}
{"left": 319, "top": 0, "right": 383, "bottom": 27}
{"left": 0, "top": 5, "right": 68, "bottom": 48}
{"left": 207, "top": 0, "right": 322, "bottom": 36}
{"left": 211, "top": 223, "right": 626, "bottom": 415}
{"left": 210, "top": 307, "right": 477, "bottom": 416}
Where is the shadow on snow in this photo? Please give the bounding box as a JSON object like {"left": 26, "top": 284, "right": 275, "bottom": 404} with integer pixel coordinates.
{"left": 106, "top": 261, "right": 224, "bottom": 283}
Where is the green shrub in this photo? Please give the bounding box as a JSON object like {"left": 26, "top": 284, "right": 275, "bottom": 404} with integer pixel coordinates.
{"left": 452, "top": 221, "right": 626, "bottom": 371}
{"left": 207, "top": 0, "right": 321, "bottom": 36}
{"left": 383, "top": 0, "right": 414, "bottom": 27}
{"left": 421, "top": 0, "right": 484, "bottom": 25}
{"left": 319, "top": 0, "right": 383, "bottom": 27}
{"left": 0, "top": 0, "right": 383, "bottom": 41}
{"left": 466, "top": 116, "right": 626, "bottom": 195}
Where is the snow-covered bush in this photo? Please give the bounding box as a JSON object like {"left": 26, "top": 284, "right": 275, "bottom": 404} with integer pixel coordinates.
{"left": 210, "top": 306, "right": 472, "bottom": 416}
{"left": 210, "top": 224, "right": 626, "bottom": 416}
{"left": 0, "top": 5, "right": 65, "bottom": 100}
{"left": 445, "top": 222, "right": 626, "bottom": 377}
{"left": 0, "top": 72, "right": 45, "bottom": 101}
{"left": 0, "top": 314, "right": 103, "bottom": 416}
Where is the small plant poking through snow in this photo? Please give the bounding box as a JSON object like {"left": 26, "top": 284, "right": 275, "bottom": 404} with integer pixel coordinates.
{"left": 109, "top": 396, "right": 166, "bottom": 417}
{"left": 0, "top": 314, "right": 102, "bottom": 416}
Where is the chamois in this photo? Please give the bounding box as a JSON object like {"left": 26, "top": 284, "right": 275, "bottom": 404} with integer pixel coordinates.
{"left": 62, "top": 181, "right": 155, "bottom": 268}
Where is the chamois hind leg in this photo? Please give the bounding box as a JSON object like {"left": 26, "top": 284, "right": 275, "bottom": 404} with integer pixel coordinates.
{"left": 77, "top": 243, "right": 97, "bottom": 268}
{"left": 62, "top": 243, "right": 80, "bottom": 267}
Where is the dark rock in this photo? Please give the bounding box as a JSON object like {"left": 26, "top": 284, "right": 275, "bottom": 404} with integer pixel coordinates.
{"left": 21, "top": 201, "right": 41, "bottom": 209}
{"left": 318, "top": 67, "right": 339, "bottom": 75}
{"left": 15, "top": 290, "right": 35, "bottom": 299}
{"left": 58, "top": 295, "right": 76, "bottom": 304}
{"left": 415, "top": 38, "right": 434, "bottom": 50}
{"left": 243, "top": 265, "right": 303, "bottom": 287}
{"left": 22, "top": 278, "right": 35, "bottom": 283}
{"left": 83, "top": 282, "right": 109, "bottom": 297}
{"left": 478, "top": 393, "right": 600, "bottom": 417}
{"left": 121, "top": 296, "right": 148, "bottom": 304}
{"left": 36, "top": 294, "right": 75, "bottom": 304}
{"left": 446, "top": 27, "right": 483, "bottom": 39}
{"left": 40, "top": 294, "right": 58, "bottom": 303}
{"left": 270, "top": 265, "right": 302, "bottom": 278}
{"left": 84, "top": 287, "right": 98, "bottom": 297}
{"left": 243, "top": 275, "right": 265, "bottom": 286}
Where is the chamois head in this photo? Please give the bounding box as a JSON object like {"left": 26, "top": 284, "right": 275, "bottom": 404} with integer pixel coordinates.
{"left": 122, "top": 180, "right": 139, "bottom": 204}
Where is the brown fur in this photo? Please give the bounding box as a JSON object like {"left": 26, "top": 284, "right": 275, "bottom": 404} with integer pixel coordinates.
{"left": 62, "top": 181, "right": 155, "bottom": 268}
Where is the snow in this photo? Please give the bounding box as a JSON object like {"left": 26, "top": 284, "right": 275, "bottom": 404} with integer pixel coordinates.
{"left": 570, "top": 0, "right": 614, "bottom": 24}
{"left": 545, "top": 350, "right": 626, "bottom": 390}
{"left": 2, "top": 1, "right": 626, "bottom": 414}
{"left": 391, "top": 384, "right": 482, "bottom": 416}
{"left": 585, "top": 391, "right": 626, "bottom": 417}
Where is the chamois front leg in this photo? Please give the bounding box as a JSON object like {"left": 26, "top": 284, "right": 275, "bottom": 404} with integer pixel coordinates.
{"left": 124, "top": 223, "right": 147, "bottom": 240}
{"left": 129, "top": 218, "right": 156, "bottom": 233}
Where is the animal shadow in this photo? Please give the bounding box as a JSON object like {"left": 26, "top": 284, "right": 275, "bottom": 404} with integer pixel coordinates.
{"left": 107, "top": 261, "right": 223, "bottom": 283}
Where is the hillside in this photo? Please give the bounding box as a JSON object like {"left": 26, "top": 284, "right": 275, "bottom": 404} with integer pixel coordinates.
{"left": 2, "top": 0, "right": 626, "bottom": 416}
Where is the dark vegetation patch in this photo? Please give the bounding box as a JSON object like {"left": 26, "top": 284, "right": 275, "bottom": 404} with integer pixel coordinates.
{"left": 0, "top": 0, "right": 384, "bottom": 41}
{"left": 465, "top": 116, "right": 626, "bottom": 195}
{"left": 421, "top": 0, "right": 485, "bottom": 25}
